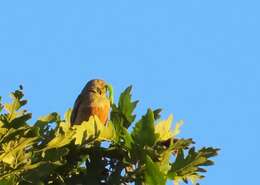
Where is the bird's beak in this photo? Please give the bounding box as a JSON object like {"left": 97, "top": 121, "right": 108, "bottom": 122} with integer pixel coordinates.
{"left": 106, "top": 84, "right": 114, "bottom": 105}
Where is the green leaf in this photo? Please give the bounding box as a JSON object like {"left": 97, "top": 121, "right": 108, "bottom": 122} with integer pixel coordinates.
{"left": 131, "top": 109, "right": 157, "bottom": 148}
{"left": 10, "top": 113, "right": 32, "bottom": 128}
{"left": 37, "top": 112, "right": 60, "bottom": 123}
{"left": 111, "top": 86, "right": 138, "bottom": 128}
{"left": 0, "top": 96, "right": 3, "bottom": 113}
{"left": 0, "top": 136, "right": 38, "bottom": 167}
{"left": 145, "top": 155, "right": 166, "bottom": 185}
{"left": 0, "top": 85, "right": 219, "bottom": 185}
{"left": 21, "top": 161, "right": 62, "bottom": 183}
{"left": 34, "top": 112, "right": 59, "bottom": 142}
{"left": 43, "top": 148, "right": 69, "bottom": 162}
{"left": 0, "top": 175, "right": 18, "bottom": 185}
{"left": 0, "top": 127, "right": 28, "bottom": 143}
{"left": 153, "top": 108, "right": 162, "bottom": 120}
{"left": 113, "top": 120, "right": 134, "bottom": 149}
{"left": 118, "top": 86, "right": 138, "bottom": 124}
{"left": 3, "top": 89, "right": 27, "bottom": 122}
{"left": 168, "top": 147, "right": 219, "bottom": 184}
{"left": 106, "top": 83, "right": 114, "bottom": 105}
{"left": 170, "top": 138, "right": 194, "bottom": 152}
{"left": 157, "top": 149, "right": 172, "bottom": 174}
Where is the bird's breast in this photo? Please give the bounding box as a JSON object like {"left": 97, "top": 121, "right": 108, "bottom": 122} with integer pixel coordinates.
{"left": 87, "top": 93, "right": 110, "bottom": 124}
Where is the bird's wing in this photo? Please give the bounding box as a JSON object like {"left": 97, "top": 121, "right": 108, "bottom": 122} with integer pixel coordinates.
{"left": 70, "top": 94, "right": 82, "bottom": 124}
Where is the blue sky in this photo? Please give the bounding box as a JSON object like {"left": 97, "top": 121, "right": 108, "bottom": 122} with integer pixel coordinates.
{"left": 0, "top": 1, "right": 259, "bottom": 184}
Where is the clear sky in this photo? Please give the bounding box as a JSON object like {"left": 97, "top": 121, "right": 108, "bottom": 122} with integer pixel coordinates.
{"left": 0, "top": 1, "right": 259, "bottom": 185}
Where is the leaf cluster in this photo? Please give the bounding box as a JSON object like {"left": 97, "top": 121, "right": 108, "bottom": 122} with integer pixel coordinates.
{"left": 0, "top": 86, "right": 219, "bottom": 185}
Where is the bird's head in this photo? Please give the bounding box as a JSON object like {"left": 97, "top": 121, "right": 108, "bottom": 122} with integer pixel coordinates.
{"left": 85, "top": 79, "right": 114, "bottom": 104}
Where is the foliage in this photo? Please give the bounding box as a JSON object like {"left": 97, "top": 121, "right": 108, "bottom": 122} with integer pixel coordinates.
{"left": 0, "top": 86, "right": 219, "bottom": 185}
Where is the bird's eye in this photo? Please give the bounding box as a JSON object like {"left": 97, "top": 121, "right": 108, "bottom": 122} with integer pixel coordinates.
{"left": 97, "top": 88, "right": 102, "bottom": 95}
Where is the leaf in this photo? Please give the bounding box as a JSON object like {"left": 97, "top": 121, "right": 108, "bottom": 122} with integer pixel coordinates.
{"left": 131, "top": 109, "right": 157, "bottom": 148}
{"left": 87, "top": 116, "right": 115, "bottom": 141}
{"left": 157, "top": 149, "right": 172, "bottom": 174}
{"left": 145, "top": 155, "right": 166, "bottom": 185}
{"left": 171, "top": 138, "right": 194, "bottom": 151}
{"left": 0, "top": 122, "right": 8, "bottom": 137}
{"left": 73, "top": 116, "right": 116, "bottom": 145}
{"left": 0, "top": 127, "right": 29, "bottom": 143}
{"left": 106, "top": 83, "right": 114, "bottom": 105}
{"left": 98, "top": 121, "right": 116, "bottom": 141}
{"left": 168, "top": 147, "right": 219, "bottom": 184}
{"left": 113, "top": 120, "right": 134, "bottom": 149}
{"left": 0, "top": 85, "right": 219, "bottom": 185}
{"left": 73, "top": 115, "right": 103, "bottom": 145}
{"left": 0, "top": 176, "right": 17, "bottom": 185}
{"left": 0, "top": 136, "right": 38, "bottom": 167}
{"left": 172, "top": 120, "right": 184, "bottom": 137}
{"left": 153, "top": 108, "right": 162, "bottom": 120}
{"left": 3, "top": 89, "right": 27, "bottom": 122}
{"left": 43, "top": 148, "right": 69, "bottom": 162}
{"left": 10, "top": 113, "right": 32, "bottom": 128}
{"left": 21, "top": 161, "right": 62, "bottom": 183}
{"left": 155, "top": 114, "right": 173, "bottom": 141}
{"left": 34, "top": 112, "right": 60, "bottom": 142}
{"left": 37, "top": 112, "right": 60, "bottom": 123}
{"left": 65, "top": 108, "right": 72, "bottom": 124}
{"left": 85, "top": 150, "right": 109, "bottom": 185}
{"left": 0, "top": 96, "right": 3, "bottom": 113}
{"left": 45, "top": 121, "right": 74, "bottom": 150}
{"left": 118, "top": 86, "right": 138, "bottom": 124}
{"left": 111, "top": 86, "right": 138, "bottom": 128}
{"left": 73, "top": 121, "right": 89, "bottom": 145}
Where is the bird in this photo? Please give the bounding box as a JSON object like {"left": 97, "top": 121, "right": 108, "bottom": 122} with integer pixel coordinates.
{"left": 70, "top": 79, "right": 113, "bottom": 125}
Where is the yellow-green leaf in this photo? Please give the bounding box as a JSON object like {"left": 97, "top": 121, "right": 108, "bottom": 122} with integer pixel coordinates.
{"left": 98, "top": 121, "right": 116, "bottom": 141}
{"left": 73, "top": 121, "right": 89, "bottom": 145}
{"left": 0, "top": 137, "right": 37, "bottom": 166}
{"left": 46, "top": 122, "right": 74, "bottom": 150}
{"left": 172, "top": 120, "right": 184, "bottom": 137}
{"left": 155, "top": 114, "right": 173, "bottom": 141}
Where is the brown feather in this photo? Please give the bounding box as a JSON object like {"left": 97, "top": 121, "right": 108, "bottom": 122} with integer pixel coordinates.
{"left": 71, "top": 79, "right": 110, "bottom": 125}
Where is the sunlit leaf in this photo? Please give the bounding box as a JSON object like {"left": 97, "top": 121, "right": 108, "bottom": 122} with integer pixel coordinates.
{"left": 98, "top": 121, "right": 116, "bottom": 141}
{"left": 45, "top": 121, "right": 74, "bottom": 150}
{"left": 157, "top": 149, "right": 172, "bottom": 174}
{"left": 0, "top": 86, "right": 219, "bottom": 185}
{"left": 3, "top": 88, "right": 27, "bottom": 122}
{"left": 155, "top": 114, "right": 173, "bottom": 141}
{"left": 172, "top": 120, "right": 184, "bottom": 137}
{"left": 37, "top": 112, "right": 60, "bottom": 123}
{"left": 145, "top": 155, "right": 166, "bottom": 185}
{"left": 0, "top": 136, "right": 38, "bottom": 167}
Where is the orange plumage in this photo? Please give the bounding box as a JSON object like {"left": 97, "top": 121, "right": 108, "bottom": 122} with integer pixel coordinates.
{"left": 71, "top": 79, "right": 111, "bottom": 125}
